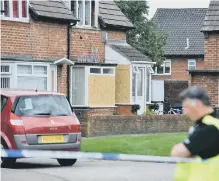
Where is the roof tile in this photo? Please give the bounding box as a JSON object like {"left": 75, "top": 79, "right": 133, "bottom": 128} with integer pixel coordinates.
{"left": 201, "top": 0, "right": 219, "bottom": 32}
{"left": 109, "top": 43, "right": 152, "bottom": 62}
{"left": 99, "top": 1, "right": 134, "bottom": 29}
{"left": 30, "top": 0, "right": 77, "bottom": 22}
{"left": 154, "top": 8, "right": 207, "bottom": 56}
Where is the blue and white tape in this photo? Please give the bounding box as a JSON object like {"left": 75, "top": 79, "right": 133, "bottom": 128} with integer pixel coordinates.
{"left": 0, "top": 149, "right": 200, "bottom": 163}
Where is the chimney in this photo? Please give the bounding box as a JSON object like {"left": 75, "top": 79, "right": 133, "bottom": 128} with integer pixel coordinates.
{"left": 185, "top": 38, "right": 190, "bottom": 50}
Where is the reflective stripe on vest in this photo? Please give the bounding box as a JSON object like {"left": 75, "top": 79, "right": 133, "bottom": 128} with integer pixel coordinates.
{"left": 174, "top": 115, "right": 219, "bottom": 181}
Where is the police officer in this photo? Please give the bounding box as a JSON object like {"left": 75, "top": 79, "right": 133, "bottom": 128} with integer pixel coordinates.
{"left": 171, "top": 86, "right": 219, "bottom": 181}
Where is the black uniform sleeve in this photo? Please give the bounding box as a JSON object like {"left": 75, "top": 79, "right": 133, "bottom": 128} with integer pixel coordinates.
{"left": 183, "top": 126, "right": 219, "bottom": 156}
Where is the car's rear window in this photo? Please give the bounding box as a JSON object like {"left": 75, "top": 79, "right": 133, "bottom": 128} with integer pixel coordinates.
{"left": 13, "top": 95, "right": 73, "bottom": 117}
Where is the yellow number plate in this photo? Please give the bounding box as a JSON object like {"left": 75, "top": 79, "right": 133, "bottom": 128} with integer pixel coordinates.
{"left": 41, "top": 135, "right": 64, "bottom": 144}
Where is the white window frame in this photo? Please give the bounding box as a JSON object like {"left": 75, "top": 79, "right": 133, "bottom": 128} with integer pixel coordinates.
{"left": 70, "top": 0, "right": 99, "bottom": 28}
{"left": 146, "top": 69, "right": 152, "bottom": 104}
{"left": 133, "top": 65, "right": 139, "bottom": 73}
{"left": 89, "top": 66, "right": 115, "bottom": 76}
{"left": 1, "top": 0, "right": 29, "bottom": 23}
{"left": 90, "top": 67, "right": 101, "bottom": 75}
{"left": 16, "top": 63, "right": 50, "bottom": 91}
{"left": 1, "top": 64, "right": 12, "bottom": 74}
{"left": 102, "top": 67, "right": 115, "bottom": 75}
{"left": 154, "top": 60, "right": 171, "bottom": 75}
{"left": 1, "top": 64, "right": 12, "bottom": 88}
{"left": 188, "top": 59, "right": 196, "bottom": 70}
{"left": 146, "top": 65, "right": 154, "bottom": 74}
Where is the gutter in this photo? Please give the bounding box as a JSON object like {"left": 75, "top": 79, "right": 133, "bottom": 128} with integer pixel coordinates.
{"left": 67, "top": 22, "right": 78, "bottom": 100}
{"left": 131, "top": 61, "right": 156, "bottom": 65}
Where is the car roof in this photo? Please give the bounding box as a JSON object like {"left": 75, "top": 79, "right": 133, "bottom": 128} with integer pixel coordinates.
{"left": 1, "top": 89, "right": 65, "bottom": 97}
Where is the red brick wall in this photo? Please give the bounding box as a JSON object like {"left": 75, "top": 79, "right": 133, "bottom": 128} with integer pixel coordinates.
{"left": 190, "top": 73, "right": 219, "bottom": 106}
{"left": 152, "top": 58, "right": 205, "bottom": 81}
{"left": 107, "top": 30, "right": 126, "bottom": 40}
{"left": 204, "top": 33, "right": 219, "bottom": 69}
{"left": 1, "top": 20, "right": 68, "bottom": 94}
{"left": 70, "top": 28, "right": 105, "bottom": 62}
{"left": 80, "top": 114, "right": 191, "bottom": 137}
{"left": 115, "top": 105, "right": 132, "bottom": 116}
{"left": 1, "top": 20, "right": 67, "bottom": 59}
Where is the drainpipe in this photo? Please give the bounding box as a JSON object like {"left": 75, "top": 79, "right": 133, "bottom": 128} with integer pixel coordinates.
{"left": 67, "top": 22, "right": 77, "bottom": 100}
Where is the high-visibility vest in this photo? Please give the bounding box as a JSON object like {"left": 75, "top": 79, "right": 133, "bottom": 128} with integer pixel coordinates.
{"left": 174, "top": 115, "right": 219, "bottom": 181}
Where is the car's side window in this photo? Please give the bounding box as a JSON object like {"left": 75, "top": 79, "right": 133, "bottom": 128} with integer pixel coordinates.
{"left": 1, "top": 95, "right": 8, "bottom": 112}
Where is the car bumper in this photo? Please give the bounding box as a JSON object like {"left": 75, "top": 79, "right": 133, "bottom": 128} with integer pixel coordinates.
{"left": 14, "top": 135, "right": 81, "bottom": 151}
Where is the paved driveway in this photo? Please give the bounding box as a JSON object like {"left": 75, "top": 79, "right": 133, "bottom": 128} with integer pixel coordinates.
{"left": 1, "top": 158, "right": 175, "bottom": 181}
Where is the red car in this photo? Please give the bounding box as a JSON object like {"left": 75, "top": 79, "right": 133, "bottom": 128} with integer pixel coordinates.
{"left": 1, "top": 89, "right": 81, "bottom": 167}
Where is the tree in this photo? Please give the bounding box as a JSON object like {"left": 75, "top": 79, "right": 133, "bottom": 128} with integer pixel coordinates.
{"left": 116, "top": 0, "right": 167, "bottom": 65}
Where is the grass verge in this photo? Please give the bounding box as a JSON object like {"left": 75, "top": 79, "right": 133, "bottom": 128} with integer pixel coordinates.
{"left": 81, "top": 133, "right": 187, "bottom": 156}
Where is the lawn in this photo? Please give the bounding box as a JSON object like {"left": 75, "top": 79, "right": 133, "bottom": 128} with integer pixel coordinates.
{"left": 81, "top": 133, "right": 187, "bottom": 156}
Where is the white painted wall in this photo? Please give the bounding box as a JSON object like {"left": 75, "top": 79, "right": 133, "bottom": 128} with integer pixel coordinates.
{"left": 105, "top": 45, "right": 130, "bottom": 65}
{"left": 151, "top": 80, "right": 164, "bottom": 102}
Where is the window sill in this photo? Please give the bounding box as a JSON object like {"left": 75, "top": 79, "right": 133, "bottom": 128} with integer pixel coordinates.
{"left": 153, "top": 74, "right": 171, "bottom": 76}
{"left": 72, "top": 26, "right": 100, "bottom": 31}
{"left": 1, "top": 17, "right": 30, "bottom": 23}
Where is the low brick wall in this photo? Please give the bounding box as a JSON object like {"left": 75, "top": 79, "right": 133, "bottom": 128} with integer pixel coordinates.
{"left": 80, "top": 114, "right": 191, "bottom": 137}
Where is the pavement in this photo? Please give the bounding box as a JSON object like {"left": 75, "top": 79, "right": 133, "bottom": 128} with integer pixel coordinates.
{"left": 1, "top": 158, "right": 175, "bottom": 181}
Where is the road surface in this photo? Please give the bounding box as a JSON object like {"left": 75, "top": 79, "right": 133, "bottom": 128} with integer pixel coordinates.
{"left": 1, "top": 158, "right": 175, "bottom": 181}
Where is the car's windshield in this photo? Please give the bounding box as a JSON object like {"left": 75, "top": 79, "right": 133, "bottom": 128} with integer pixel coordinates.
{"left": 14, "top": 95, "right": 73, "bottom": 117}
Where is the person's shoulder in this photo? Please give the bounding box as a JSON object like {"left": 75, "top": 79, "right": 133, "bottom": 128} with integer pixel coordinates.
{"left": 196, "top": 123, "right": 219, "bottom": 136}
{"left": 202, "top": 114, "right": 219, "bottom": 129}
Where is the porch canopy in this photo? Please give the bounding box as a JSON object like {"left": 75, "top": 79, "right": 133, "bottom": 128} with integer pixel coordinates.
{"left": 106, "top": 40, "right": 154, "bottom": 65}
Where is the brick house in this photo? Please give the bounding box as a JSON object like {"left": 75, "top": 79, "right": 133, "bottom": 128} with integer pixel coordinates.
{"left": 189, "top": 0, "right": 219, "bottom": 107}
{"left": 1, "top": 0, "right": 153, "bottom": 115}
{"left": 1, "top": 1, "right": 77, "bottom": 94}
{"left": 151, "top": 8, "right": 207, "bottom": 110}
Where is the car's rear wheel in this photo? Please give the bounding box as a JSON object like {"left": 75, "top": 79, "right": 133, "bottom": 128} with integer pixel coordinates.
{"left": 57, "top": 159, "right": 77, "bottom": 166}
{"left": 1, "top": 141, "right": 16, "bottom": 168}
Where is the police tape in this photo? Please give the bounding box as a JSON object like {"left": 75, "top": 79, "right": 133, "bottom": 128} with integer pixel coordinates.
{"left": 0, "top": 149, "right": 203, "bottom": 163}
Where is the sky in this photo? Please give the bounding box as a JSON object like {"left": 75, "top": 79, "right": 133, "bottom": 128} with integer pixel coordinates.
{"left": 147, "top": 0, "right": 210, "bottom": 19}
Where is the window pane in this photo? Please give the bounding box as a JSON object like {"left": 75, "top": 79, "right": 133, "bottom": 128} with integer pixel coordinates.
{"left": 1, "top": 1, "right": 3, "bottom": 16}
{"left": 1, "top": 65, "right": 10, "bottom": 73}
{"left": 157, "top": 65, "right": 163, "bottom": 74}
{"left": 103, "top": 68, "right": 114, "bottom": 74}
{"left": 14, "top": 95, "right": 73, "bottom": 116}
{"left": 22, "top": 0, "right": 27, "bottom": 18}
{"left": 90, "top": 68, "right": 101, "bottom": 74}
{"left": 132, "top": 73, "right": 136, "bottom": 97}
{"left": 1, "top": 77, "right": 10, "bottom": 88}
{"left": 72, "top": 67, "right": 85, "bottom": 105}
{"left": 189, "top": 61, "right": 195, "bottom": 66}
{"left": 13, "top": 0, "right": 19, "bottom": 18}
{"left": 189, "top": 66, "right": 196, "bottom": 70}
{"left": 91, "top": 0, "right": 95, "bottom": 27}
{"left": 17, "top": 65, "right": 32, "bottom": 74}
{"left": 165, "top": 62, "right": 170, "bottom": 74}
{"left": 3, "top": 0, "right": 9, "bottom": 17}
{"left": 85, "top": 0, "right": 91, "bottom": 25}
{"left": 17, "top": 76, "right": 47, "bottom": 90}
{"left": 146, "top": 71, "right": 150, "bottom": 102}
{"left": 33, "top": 66, "right": 47, "bottom": 75}
{"left": 78, "top": 0, "right": 83, "bottom": 25}
{"left": 137, "top": 69, "right": 143, "bottom": 96}
{"left": 71, "top": 0, "right": 77, "bottom": 16}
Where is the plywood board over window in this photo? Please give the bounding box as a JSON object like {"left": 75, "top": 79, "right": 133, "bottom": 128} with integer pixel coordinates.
{"left": 88, "top": 75, "right": 115, "bottom": 107}
{"left": 115, "top": 65, "right": 131, "bottom": 104}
